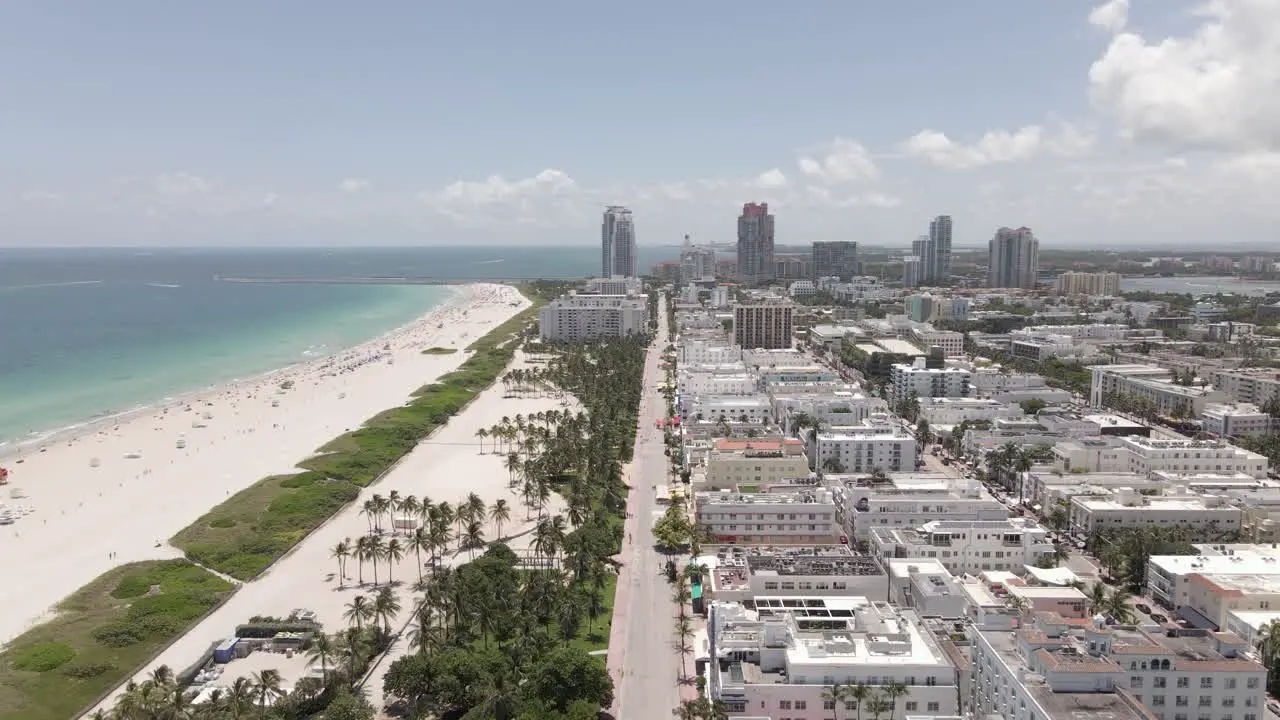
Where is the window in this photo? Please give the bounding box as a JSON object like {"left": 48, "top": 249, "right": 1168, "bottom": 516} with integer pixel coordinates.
{"left": 795, "top": 701, "right": 807, "bottom": 710}
{"left": 824, "top": 701, "right": 835, "bottom": 710}
{"left": 1155, "top": 677, "right": 1167, "bottom": 688}
{"left": 1178, "top": 677, "right": 1190, "bottom": 688}
{"left": 1199, "top": 697, "right": 1212, "bottom": 708}
{"left": 1132, "top": 677, "right": 1145, "bottom": 688}
{"left": 927, "top": 702, "right": 940, "bottom": 713}
{"left": 1247, "top": 678, "right": 1260, "bottom": 689}
{"left": 1225, "top": 678, "right": 1236, "bottom": 690}
{"left": 845, "top": 701, "right": 857, "bottom": 711}
{"left": 905, "top": 702, "right": 918, "bottom": 711}
{"left": 1153, "top": 696, "right": 1166, "bottom": 706}
{"left": 1201, "top": 678, "right": 1214, "bottom": 689}
{"left": 778, "top": 701, "right": 792, "bottom": 710}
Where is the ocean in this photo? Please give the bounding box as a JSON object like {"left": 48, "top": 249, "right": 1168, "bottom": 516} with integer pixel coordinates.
{"left": 0, "top": 246, "right": 675, "bottom": 448}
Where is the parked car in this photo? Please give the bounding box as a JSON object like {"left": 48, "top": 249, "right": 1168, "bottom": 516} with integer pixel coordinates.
{"left": 1150, "top": 613, "right": 1167, "bottom": 623}
{"left": 1135, "top": 603, "right": 1152, "bottom": 614}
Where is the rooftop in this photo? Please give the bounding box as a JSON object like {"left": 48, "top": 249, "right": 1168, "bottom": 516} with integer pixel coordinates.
{"left": 698, "top": 489, "right": 834, "bottom": 506}
{"left": 712, "top": 545, "right": 881, "bottom": 578}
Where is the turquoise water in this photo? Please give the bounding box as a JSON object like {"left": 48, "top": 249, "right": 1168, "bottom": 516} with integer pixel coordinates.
{"left": 0, "top": 250, "right": 460, "bottom": 446}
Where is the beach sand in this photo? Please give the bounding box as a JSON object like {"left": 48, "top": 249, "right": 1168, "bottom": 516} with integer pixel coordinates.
{"left": 90, "top": 346, "right": 575, "bottom": 712}
{"left": 0, "top": 283, "right": 528, "bottom": 647}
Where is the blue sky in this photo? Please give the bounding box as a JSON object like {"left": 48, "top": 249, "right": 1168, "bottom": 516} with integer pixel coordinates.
{"left": 1, "top": 1, "right": 1277, "bottom": 249}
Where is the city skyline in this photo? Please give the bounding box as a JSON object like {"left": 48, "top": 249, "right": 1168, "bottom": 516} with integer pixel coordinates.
{"left": 1, "top": 1, "right": 1277, "bottom": 248}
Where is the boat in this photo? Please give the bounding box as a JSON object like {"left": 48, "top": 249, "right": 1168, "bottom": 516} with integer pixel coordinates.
{"left": 176, "top": 435, "right": 187, "bottom": 449}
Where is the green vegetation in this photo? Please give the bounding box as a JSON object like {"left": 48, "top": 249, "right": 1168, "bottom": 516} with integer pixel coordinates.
{"left": 1086, "top": 526, "right": 1211, "bottom": 591}
{"left": 382, "top": 335, "right": 647, "bottom": 719}
{"left": 0, "top": 560, "right": 233, "bottom": 720}
{"left": 173, "top": 287, "right": 551, "bottom": 580}
{"left": 420, "top": 346, "right": 458, "bottom": 355}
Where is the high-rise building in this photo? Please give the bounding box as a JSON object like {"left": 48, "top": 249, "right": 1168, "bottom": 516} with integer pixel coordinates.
{"left": 924, "top": 215, "right": 953, "bottom": 284}
{"left": 903, "top": 235, "right": 928, "bottom": 287}
{"left": 811, "top": 241, "right": 858, "bottom": 280}
{"left": 733, "top": 303, "right": 793, "bottom": 349}
{"left": 987, "top": 226, "right": 1039, "bottom": 289}
{"left": 600, "top": 206, "right": 636, "bottom": 278}
{"left": 678, "top": 234, "right": 716, "bottom": 282}
{"left": 1055, "top": 271, "right": 1121, "bottom": 296}
{"left": 736, "top": 202, "right": 775, "bottom": 285}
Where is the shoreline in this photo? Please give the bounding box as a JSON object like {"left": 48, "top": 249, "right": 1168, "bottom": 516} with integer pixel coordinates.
{"left": 0, "top": 286, "right": 468, "bottom": 462}
{"left": 0, "top": 282, "right": 526, "bottom": 647}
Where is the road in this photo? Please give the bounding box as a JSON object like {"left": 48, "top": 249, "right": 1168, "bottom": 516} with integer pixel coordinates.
{"left": 607, "top": 295, "right": 683, "bottom": 718}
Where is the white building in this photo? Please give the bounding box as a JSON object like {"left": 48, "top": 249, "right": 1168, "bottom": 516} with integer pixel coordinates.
{"left": 835, "top": 474, "right": 1007, "bottom": 540}
{"left": 584, "top": 275, "right": 643, "bottom": 296}
{"left": 869, "top": 518, "right": 1054, "bottom": 575}
{"left": 1118, "top": 437, "right": 1269, "bottom": 479}
{"left": 1202, "top": 403, "right": 1272, "bottom": 438}
{"left": 697, "top": 488, "right": 839, "bottom": 545}
{"left": 1146, "top": 545, "right": 1280, "bottom": 618}
{"left": 1067, "top": 488, "right": 1243, "bottom": 540}
{"left": 689, "top": 395, "right": 773, "bottom": 425}
{"left": 917, "top": 398, "right": 1025, "bottom": 426}
{"left": 910, "top": 327, "right": 965, "bottom": 357}
{"left": 812, "top": 421, "right": 918, "bottom": 474}
{"left": 771, "top": 392, "right": 889, "bottom": 430}
{"left": 707, "top": 546, "right": 887, "bottom": 605}
{"left": 971, "top": 613, "right": 1264, "bottom": 720}
{"left": 679, "top": 339, "right": 744, "bottom": 365}
{"left": 677, "top": 364, "right": 756, "bottom": 398}
{"left": 889, "top": 358, "right": 972, "bottom": 403}
{"left": 710, "top": 599, "right": 960, "bottom": 720}
{"left": 1212, "top": 369, "right": 1280, "bottom": 406}
{"left": 538, "top": 293, "right": 649, "bottom": 342}
{"left": 1090, "top": 364, "right": 1231, "bottom": 416}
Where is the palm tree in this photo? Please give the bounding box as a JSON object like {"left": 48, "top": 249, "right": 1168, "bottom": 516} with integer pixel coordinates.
{"left": 504, "top": 452, "right": 522, "bottom": 490}
{"left": 367, "top": 534, "right": 387, "bottom": 585}
{"left": 407, "top": 527, "right": 430, "bottom": 582}
{"left": 399, "top": 494, "right": 421, "bottom": 527}
{"left": 462, "top": 520, "right": 486, "bottom": 560}
{"left": 1087, "top": 582, "right": 1109, "bottom": 615}
{"left": 1104, "top": 587, "right": 1135, "bottom": 624}
{"left": 252, "top": 668, "right": 285, "bottom": 711}
{"left": 674, "top": 615, "right": 695, "bottom": 681}
{"left": 1006, "top": 594, "right": 1030, "bottom": 618}
{"left": 353, "top": 535, "right": 370, "bottom": 585}
{"left": 374, "top": 586, "right": 402, "bottom": 634}
{"left": 384, "top": 537, "right": 405, "bottom": 585}
{"left": 330, "top": 538, "right": 351, "bottom": 587}
{"left": 490, "top": 498, "right": 511, "bottom": 539}
{"left": 224, "top": 676, "right": 256, "bottom": 719}
{"left": 360, "top": 498, "right": 377, "bottom": 534}
{"left": 823, "top": 683, "right": 850, "bottom": 720}
{"left": 343, "top": 594, "right": 374, "bottom": 632}
{"left": 847, "top": 683, "right": 871, "bottom": 720}
{"left": 476, "top": 427, "right": 489, "bottom": 453}
{"left": 305, "top": 632, "right": 335, "bottom": 679}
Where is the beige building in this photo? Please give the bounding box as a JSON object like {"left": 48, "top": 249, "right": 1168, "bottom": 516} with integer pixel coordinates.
{"left": 1054, "top": 271, "right": 1121, "bottom": 296}
{"left": 703, "top": 438, "right": 810, "bottom": 490}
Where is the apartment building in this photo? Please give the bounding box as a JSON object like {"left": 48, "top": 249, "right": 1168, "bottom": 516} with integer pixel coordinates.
{"left": 1090, "top": 364, "right": 1231, "bottom": 416}
{"left": 1201, "top": 403, "right": 1273, "bottom": 438}
{"left": 971, "top": 613, "right": 1264, "bottom": 720}
{"left": 584, "top": 275, "right": 643, "bottom": 296}
{"left": 710, "top": 600, "right": 961, "bottom": 720}
{"left": 734, "top": 303, "right": 794, "bottom": 349}
{"left": 677, "top": 364, "right": 756, "bottom": 398}
{"left": 834, "top": 475, "right": 1007, "bottom": 540}
{"left": 889, "top": 358, "right": 972, "bottom": 403}
{"left": 1055, "top": 271, "right": 1121, "bottom": 296}
{"left": 812, "top": 423, "right": 918, "bottom": 474}
{"left": 707, "top": 545, "right": 887, "bottom": 604}
{"left": 772, "top": 392, "right": 889, "bottom": 431}
{"left": 917, "top": 397, "right": 1025, "bottom": 426}
{"left": 679, "top": 338, "right": 744, "bottom": 365}
{"left": 690, "top": 396, "right": 773, "bottom": 425}
{"left": 910, "top": 327, "right": 965, "bottom": 357}
{"left": 703, "top": 438, "right": 810, "bottom": 490}
{"left": 1067, "top": 488, "right": 1243, "bottom": 540}
{"left": 869, "top": 518, "right": 1055, "bottom": 575}
{"left": 1146, "top": 546, "right": 1280, "bottom": 619}
{"left": 538, "top": 293, "right": 649, "bottom": 342}
{"left": 1119, "top": 437, "right": 1269, "bottom": 479}
{"left": 697, "top": 488, "right": 840, "bottom": 544}
{"left": 1212, "top": 369, "right": 1280, "bottom": 406}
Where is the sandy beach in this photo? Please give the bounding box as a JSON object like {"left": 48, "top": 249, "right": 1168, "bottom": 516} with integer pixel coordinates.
{"left": 90, "top": 346, "right": 573, "bottom": 711}
{"left": 0, "top": 282, "right": 528, "bottom": 647}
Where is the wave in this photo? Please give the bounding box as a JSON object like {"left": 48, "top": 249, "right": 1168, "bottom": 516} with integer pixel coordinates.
{"left": 474, "top": 258, "right": 506, "bottom": 265}
{"left": 147, "top": 283, "right": 182, "bottom": 289}
{"left": 2, "top": 280, "right": 104, "bottom": 291}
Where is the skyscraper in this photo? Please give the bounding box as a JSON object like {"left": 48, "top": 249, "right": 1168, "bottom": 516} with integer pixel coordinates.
{"left": 924, "top": 215, "right": 953, "bottom": 285}
{"left": 736, "top": 202, "right": 775, "bottom": 285}
{"left": 987, "top": 226, "right": 1040, "bottom": 289}
{"left": 601, "top": 206, "right": 636, "bottom": 278}
{"left": 811, "top": 241, "right": 858, "bottom": 280}
{"left": 903, "top": 236, "right": 928, "bottom": 287}
{"left": 679, "top": 234, "right": 717, "bottom": 282}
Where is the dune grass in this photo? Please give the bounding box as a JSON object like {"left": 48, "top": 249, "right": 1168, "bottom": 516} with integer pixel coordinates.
{"left": 0, "top": 560, "right": 233, "bottom": 720}
{"left": 421, "top": 346, "right": 458, "bottom": 355}
{"left": 172, "top": 289, "right": 545, "bottom": 580}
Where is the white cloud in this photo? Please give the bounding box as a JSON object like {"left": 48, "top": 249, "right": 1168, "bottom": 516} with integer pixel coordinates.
{"left": 797, "top": 138, "right": 878, "bottom": 183}
{"left": 754, "top": 168, "right": 788, "bottom": 189}
{"left": 20, "top": 190, "right": 61, "bottom": 203}
{"left": 154, "top": 172, "right": 210, "bottom": 196}
{"left": 900, "top": 124, "right": 1092, "bottom": 169}
{"left": 340, "top": 178, "right": 371, "bottom": 194}
{"left": 1088, "top": 0, "right": 1129, "bottom": 33}
{"left": 1088, "top": 0, "right": 1280, "bottom": 153}
{"left": 432, "top": 168, "right": 576, "bottom": 207}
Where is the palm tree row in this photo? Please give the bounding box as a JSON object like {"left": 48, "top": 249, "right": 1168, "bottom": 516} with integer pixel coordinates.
{"left": 815, "top": 680, "right": 909, "bottom": 720}
{"left": 984, "top": 441, "right": 1035, "bottom": 504}
{"left": 383, "top": 335, "right": 649, "bottom": 718}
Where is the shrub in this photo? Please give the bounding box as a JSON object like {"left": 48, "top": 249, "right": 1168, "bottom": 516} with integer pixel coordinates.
{"left": 62, "top": 661, "right": 115, "bottom": 679}
{"left": 111, "top": 574, "right": 152, "bottom": 599}
{"left": 209, "top": 517, "right": 236, "bottom": 528}
{"left": 91, "top": 621, "right": 146, "bottom": 648}
{"left": 11, "top": 642, "right": 75, "bottom": 672}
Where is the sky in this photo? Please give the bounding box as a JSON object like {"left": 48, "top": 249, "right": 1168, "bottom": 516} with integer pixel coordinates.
{"left": 1, "top": 0, "right": 1278, "bottom": 250}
